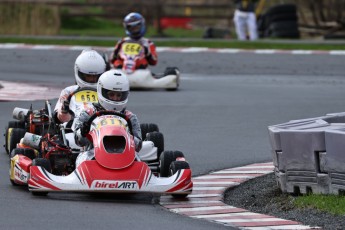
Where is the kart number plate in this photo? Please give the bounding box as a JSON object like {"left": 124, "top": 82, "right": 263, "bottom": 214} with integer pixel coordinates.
{"left": 74, "top": 91, "right": 98, "bottom": 103}
{"left": 95, "top": 117, "right": 127, "bottom": 130}
{"left": 122, "top": 43, "right": 142, "bottom": 55}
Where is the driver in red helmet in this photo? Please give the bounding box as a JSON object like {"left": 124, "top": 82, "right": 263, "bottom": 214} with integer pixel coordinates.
{"left": 110, "top": 12, "right": 158, "bottom": 69}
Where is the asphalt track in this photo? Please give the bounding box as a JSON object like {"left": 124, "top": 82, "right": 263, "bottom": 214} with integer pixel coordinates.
{"left": 0, "top": 47, "right": 344, "bottom": 229}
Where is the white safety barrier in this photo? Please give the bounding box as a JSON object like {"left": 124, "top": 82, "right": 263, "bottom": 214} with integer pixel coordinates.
{"left": 268, "top": 112, "right": 345, "bottom": 195}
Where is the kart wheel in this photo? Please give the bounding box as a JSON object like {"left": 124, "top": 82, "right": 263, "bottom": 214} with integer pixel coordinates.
{"left": 164, "top": 67, "right": 179, "bottom": 76}
{"left": 164, "top": 67, "right": 180, "bottom": 91}
{"left": 146, "top": 132, "right": 164, "bottom": 158}
{"left": 140, "top": 123, "right": 159, "bottom": 139}
{"left": 4, "top": 121, "right": 26, "bottom": 155}
{"left": 10, "top": 148, "right": 36, "bottom": 160}
{"left": 159, "top": 150, "right": 184, "bottom": 177}
{"left": 9, "top": 121, "right": 26, "bottom": 129}
{"left": 169, "top": 161, "right": 190, "bottom": 198}
{"left": 8, "top": 128, "right": 26, "bottom": 155}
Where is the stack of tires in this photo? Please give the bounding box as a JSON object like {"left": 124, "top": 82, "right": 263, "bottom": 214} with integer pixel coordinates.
{"left": 258, "top": 4, "right": 300, "bottom": 39}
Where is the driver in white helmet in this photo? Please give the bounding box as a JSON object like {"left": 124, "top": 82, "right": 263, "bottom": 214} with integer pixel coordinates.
{"left": 74, "top": 69, "right": 142, "bottom": 166}
{"left": 54, "top": 49, "right": 107, "bottom": 124}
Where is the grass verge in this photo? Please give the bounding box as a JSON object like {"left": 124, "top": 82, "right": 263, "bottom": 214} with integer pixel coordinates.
{"left": 295, "top": 194, "right": 345, "bottom": 216}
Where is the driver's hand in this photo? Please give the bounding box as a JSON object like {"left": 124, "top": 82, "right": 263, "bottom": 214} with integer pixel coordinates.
{"left": 80, "top": 124, "right": 90, "bottom": 137}
{"left": 144, "top": 45, "right": 151, "bottom": 58}
{"left": 61, "top": 100, "right": 70, "bottom": 114}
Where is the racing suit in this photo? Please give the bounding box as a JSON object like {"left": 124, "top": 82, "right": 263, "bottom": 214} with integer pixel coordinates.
{"left": 74, "top": 103, "right": 142, "bottom": 167}
{"left": 110, "top": 37, "right": 158, "bottom": 69}
{"left": 233, "top": 0, "right": 259, "bottom": 41}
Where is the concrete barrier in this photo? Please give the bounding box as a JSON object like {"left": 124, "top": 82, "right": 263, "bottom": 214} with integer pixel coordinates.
{"left": 268, "top": 112, "right": 345, "bottom": 195}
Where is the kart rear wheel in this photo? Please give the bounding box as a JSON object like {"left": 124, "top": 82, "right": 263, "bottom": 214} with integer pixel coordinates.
{"left": 8, "top": 128, "right": 26, "bottom": 155}
{"left": 146, "top": 132, "right": 164, "bottom": 158}
{"left": 169, "top": 161, "right": 190, "bottom": 198}
{"left": 4, "top": 121, "right": 26, "bottom": 155}
{"left": 140, "top": 123, "right": 159, "bottom": 139}
{"left": 159, "top": 150, "right": 184, "bottom": 177}
{"left": 164, "top": 67, "right": 179, "bottom": 76}
{"left": 31, "top": 158, "right": 51, "bottom": 196}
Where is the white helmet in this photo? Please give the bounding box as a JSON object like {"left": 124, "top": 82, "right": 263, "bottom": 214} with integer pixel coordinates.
{"left": 74, "top": 49, "right": 106, "bottom": 89}
{"left": 97, "top": 70, "right": 130, "bottom": 111}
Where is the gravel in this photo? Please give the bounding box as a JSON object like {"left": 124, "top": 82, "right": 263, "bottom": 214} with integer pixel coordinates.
{"left": 224, "top": 173, "right": 345, "bottom": 230}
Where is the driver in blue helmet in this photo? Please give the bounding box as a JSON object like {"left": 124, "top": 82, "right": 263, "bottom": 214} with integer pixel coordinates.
{"left": 110, "top": 12, "right": 158, "bottom": 69}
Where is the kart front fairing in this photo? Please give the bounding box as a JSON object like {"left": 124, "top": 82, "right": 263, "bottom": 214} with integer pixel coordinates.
{"left": 28, "top": 114, "right": 193, "bottom": 195}
{"left": 28, "top": 160, "right": 192, "bottom": 194}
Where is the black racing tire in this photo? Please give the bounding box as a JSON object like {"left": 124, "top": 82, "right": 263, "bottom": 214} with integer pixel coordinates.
{"left": 268, "top": 13, "right": 297, "bottom": 24}
{"left": 169, "top": 161, "right": 190, "bottom": 198}
{"left": 271, "top": 30, "right": 300, "bottom": 39}
{"left": 10, "top": 148, "right": 36, "bottom": 160}
{"left": 159, "top": 150, "right": 184, "bottom": 177}
{"left": 8, "top": 128, "right": 26, "bottom": 155}
{"left": 8, "top": 121, "right": 26, "bottom": 129}
{"left": 146, "top": 132, "right": 164, "bottom": 158}
{"left": 269, "top": 21, "right": 299, "bottom": 32}
{"left": 31, "top": 158, "right": 51, "bottom": 196}
{"left": 4, "top": 121, "right": 26, "bottom": 155}
{"left": 140, "top": 123, "right": 159, "bottom": 139}
{"left": 164, "top": 67, "right": 179, "bottom": 76}
{"left": 265, "top": 4, "right": 297, "bottom": 16}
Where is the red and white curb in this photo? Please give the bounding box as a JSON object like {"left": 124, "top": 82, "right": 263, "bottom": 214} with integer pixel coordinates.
{"left": 0, "top": 80, "right": 61, "bottom": 101}
{"left": 160, "top": 162, "right": 320, "bottom": 230}
{"left": 1, "top": 43, "right": 345, "bottom": 55}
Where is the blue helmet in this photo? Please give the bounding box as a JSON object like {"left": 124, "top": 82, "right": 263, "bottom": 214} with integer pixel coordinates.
{"left": 123, "top": 12, "right": 146, "bottom": 40}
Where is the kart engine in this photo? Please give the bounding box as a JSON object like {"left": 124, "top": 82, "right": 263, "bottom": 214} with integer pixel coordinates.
{"left": 41, "top": 135, "right": 78, "bottom": 175}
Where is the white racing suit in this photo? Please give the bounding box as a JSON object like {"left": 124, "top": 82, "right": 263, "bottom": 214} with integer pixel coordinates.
{"left": 74, "top": 103, "right": 142, "bottom": 167}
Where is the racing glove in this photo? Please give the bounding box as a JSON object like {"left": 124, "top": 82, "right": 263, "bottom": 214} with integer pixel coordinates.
{"left": 61, "top": 100, "right": 70, "bottom": 114}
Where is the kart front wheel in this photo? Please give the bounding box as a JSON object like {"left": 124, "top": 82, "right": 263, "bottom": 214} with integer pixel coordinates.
{"left": 140, "top": 123, "right": 159, "bottom": 139}
{"left": 159, "top": 150, "right": 184, "bottom": 177}
{"left": 169, "top": 161, "right": 190, "bottom": 198}
{"left": 146, "top": 132, "right": 164, "bottom": 158}
{"left": 4, "top": 121, "right": 26, "bottom": 155}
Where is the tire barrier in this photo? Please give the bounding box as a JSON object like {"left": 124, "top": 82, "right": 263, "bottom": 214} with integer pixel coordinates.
{"left": 268, "top": 112, "right": 345, "bottom": 195}
{"left": 258, "top": 4, "right": 300, "bottom": 39}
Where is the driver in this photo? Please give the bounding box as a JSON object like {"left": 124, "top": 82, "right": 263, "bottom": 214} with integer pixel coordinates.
{"left": 74, "top": 69, "right": 142, "bottom": 166}
{"left": 54, "top": 49, "right": 107, "bottom": 124}
{"left": 109, "top": 12, "right": 158, "bottom": 69}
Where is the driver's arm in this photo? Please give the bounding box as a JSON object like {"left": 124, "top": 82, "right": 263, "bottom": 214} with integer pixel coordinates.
{"left": 127, "top": 113, "right": 142, "bottom": 152}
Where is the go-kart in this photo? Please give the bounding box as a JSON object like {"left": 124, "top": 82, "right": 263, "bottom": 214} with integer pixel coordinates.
{"left": 4, "top": 87, "right": 98, "bottom": 155}
{"left": 108, "top": 42, "right": 180, "bottom": 90}
{"left": 8, "top": 95, "right": 168, "bottom": 187}
{"left": 26, "top": 110, "right": 192, "bottom": 197}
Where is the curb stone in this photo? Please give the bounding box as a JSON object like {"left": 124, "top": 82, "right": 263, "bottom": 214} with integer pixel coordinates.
{"left": 160, "top": 162, "right": 320, "bottom": 230}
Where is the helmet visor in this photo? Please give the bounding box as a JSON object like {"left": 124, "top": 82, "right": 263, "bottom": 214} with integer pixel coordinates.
{"left": 78, "top": 71, "right": 102, "bottom": 83}
{"left": 102, "top": 88, "right": 129, "bottom": 102}
{"left": 126, "top": 22, "right": 142, "bottom": 35}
